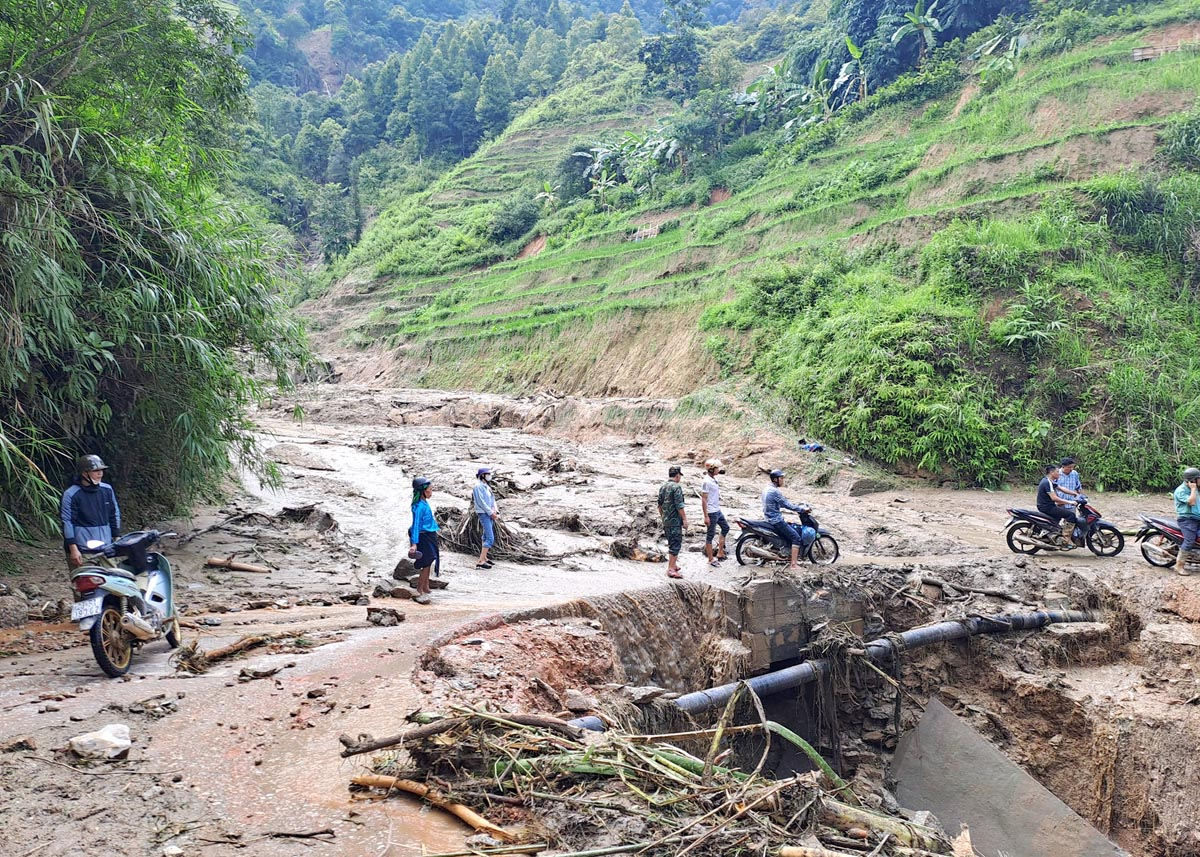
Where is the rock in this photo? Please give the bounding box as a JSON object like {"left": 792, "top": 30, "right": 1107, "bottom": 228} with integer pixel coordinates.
{"left": 848, "top": 477, "right": 893, "bottom": 497}
{"left": 0, "top": 736, "right": 37, "bottom": 752}
{"left": 163, "top": 846, "right": 185, "bottom": 856}
{"left": 0, "top": 595, "right": 27, "bottom": 629}
{"left": 366, "top": 607, "right": 405, "bottom": 626}
{"left": 198, "top": 616, "right": 222, "bottom": 627}
{"left": 563, "top": 689, "right": 596, "bottom": 713}
{"left": 392, "top": 557, "right": 416, "bottom": 577}
{"left": 306, "top": 688, "right": 326, "bottom": 699}
{"left": 401, "top": 576, "right": 447, "bottom": 590}
{"left": 69, "top": 723, "right": 131, "bottom": 759}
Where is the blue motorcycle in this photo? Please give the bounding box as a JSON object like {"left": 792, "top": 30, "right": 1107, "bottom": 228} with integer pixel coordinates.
{"left": 70, "top": 530, "right": 181, "bottom": 677}
{"left": 734, "top": 508, "right": 840, "bottom": 566}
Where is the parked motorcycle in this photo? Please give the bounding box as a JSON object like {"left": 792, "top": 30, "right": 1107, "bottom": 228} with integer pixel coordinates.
{"left": 1004, "top": 497, "right": 1124, "bottom": 557}
{"left": 70, "top": 530, "right": 181, "bottom": 677}
{"left": 734, "top": 509, "right": 840, "bottom": 566}
{"left": 1134, "top": 514, "right": 1183, "bottom": 567}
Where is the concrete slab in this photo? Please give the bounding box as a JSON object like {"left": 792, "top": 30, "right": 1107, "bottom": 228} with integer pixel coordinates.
{"left": 893, "top": 699, "right": 1127, "bottom": 857}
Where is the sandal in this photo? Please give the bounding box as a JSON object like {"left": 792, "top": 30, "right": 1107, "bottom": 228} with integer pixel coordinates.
{"left": 708, "top": 560, "right": 721, "bottom": 568}
{"left": 413, "top": 594, "right": 431, "bottom": 605}
{"left": 476, "top": 562, "right": 494, "bottom": 569}
{"left": 667, "top": 570, "right": 683, "bottom": 579}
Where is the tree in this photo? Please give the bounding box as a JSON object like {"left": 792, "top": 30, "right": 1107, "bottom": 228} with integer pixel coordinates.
{"left": 892, "top": 0, "right": 945, "bottom": 68}
{"left": 0, "top": 0, "right": 307, "bottom": 533}
{"left": 476, "top": 52, "right": 514, "bottom": 136}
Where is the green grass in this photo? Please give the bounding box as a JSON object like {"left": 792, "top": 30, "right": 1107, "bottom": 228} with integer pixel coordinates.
{"left": 317, "top": 7, "right": 1200, "bottom": 486}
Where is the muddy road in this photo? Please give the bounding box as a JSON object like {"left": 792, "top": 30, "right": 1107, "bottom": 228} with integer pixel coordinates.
{"left": 1, "top": 384, "right": 1197, "bottom": 856}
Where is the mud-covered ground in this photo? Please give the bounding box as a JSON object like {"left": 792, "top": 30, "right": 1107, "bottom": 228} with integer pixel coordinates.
{"left": 0, "top": 383, "right": 1197, "bottom": 856}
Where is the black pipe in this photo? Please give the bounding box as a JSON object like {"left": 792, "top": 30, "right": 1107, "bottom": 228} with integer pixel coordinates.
{"left": 570, "top": 610, "right": 1097, "bottom": 732}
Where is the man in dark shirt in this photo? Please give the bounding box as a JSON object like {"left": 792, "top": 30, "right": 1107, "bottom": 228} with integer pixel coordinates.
{"left": 657, "top": 465, "right": 688, "bottom": 579}
{"left": 1037, "top": 464, "right": 1082, "bottom": 544}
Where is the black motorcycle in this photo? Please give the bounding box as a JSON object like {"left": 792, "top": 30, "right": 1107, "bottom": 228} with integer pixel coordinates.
{"left": 1134, "top": 514, "right": 1183, "bottom": 567}
{"left": 1004, "top": 496, "right": 1124, "bottom": 557}
{"left": 734, "top": 508, "right": 839, "bottom": 566}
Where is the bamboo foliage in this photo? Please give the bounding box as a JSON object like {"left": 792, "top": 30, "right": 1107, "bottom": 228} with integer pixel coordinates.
{"left": 0, "top": 0, "right": 308, "bottom": 533}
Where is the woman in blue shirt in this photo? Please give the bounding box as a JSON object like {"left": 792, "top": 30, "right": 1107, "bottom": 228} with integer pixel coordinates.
{"left": 409, "top": 477, "right": 440, "bottom": 604}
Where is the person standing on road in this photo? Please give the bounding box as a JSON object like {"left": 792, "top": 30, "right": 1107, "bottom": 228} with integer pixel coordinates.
{"left": 409, "top": 477, "right": 440, "bottom": 604}
{"left": 473, "top": 467, "right": 499, "bottom": 570}
{"left": 701, "top": 458, "right": 729, "bottom": 568}
{"left": 762, "top": 469, "right": 807, "bottom": 570}
{"left": 1054, "top": 457, "right": 1083, "bottom": 501}
{"left": 61, "top": 454, "right": 121, "bottom": 571}
{"left": 1174, "top": 466, "right": 1200, "bottom": 575}
{"left": 658, "top": 465, "right": 688, "bottom": 579}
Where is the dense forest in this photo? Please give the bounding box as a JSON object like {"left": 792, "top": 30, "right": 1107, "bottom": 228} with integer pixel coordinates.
{"left": 1, "top": 0, "right": 1198, "bottom": 534}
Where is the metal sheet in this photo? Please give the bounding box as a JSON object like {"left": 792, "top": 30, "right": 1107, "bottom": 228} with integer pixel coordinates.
{"left": 893, "top": 698, "right": 1127, "bottom": 857}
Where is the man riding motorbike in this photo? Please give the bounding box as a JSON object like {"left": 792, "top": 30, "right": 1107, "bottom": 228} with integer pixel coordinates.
{"left": 1037, "top": 463, "right": 1085, "bottom": 546}
{"left": 762, "top": 469, "right": 809, "bottom": 570}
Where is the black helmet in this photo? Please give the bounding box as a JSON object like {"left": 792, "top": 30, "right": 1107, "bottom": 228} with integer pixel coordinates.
{"left": 412, "top": 476, "right": 431, "bottom": 492}
{"left": 77, "top": 454, "right": 107, "bottom": 473}
{"left": 769, "top": 469, "right": 785, "bottom": 481}
{"left": 1184, "top": 467, "right": 1200, "bottom": 481}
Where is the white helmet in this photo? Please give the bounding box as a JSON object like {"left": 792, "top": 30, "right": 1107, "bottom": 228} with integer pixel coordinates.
{"left": 705, "top": 458, "right": 723, "bottom": 470}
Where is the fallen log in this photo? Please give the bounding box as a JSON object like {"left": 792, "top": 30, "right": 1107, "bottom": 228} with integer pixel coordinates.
{"left": 171, "top": 634, "right": 279, "bottom": 674}
{"left": 350, "top": 774, "right": 518, "bottom": 842}
{"left": 339, "top": 712, "right": 584, "bottom": 757}
{"left": 205, "top": 557, "right": 272, "bottom": 574}
{"left": 817, "top": 799, "right": 945, "bottom": 852}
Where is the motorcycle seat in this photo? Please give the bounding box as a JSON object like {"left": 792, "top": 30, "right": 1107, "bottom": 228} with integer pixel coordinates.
{"left": 740, "top": 518, "right": 773, "bottom": 528}
{"left": 1143, "top": 516, "right": 1180, "bottom": 534}
{"left": 1011, "top": 509, "right": 1058, "bottom": 527}
{"left": 105, "top": 567, "right": 137, "bottom": 580}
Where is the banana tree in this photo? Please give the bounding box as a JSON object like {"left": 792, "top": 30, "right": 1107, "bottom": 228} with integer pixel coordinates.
{"left": 833, "top": 36, "right": 868, "bottom": 105}
{"left": 891, "top": 0, "right": 944, "bottom": 68}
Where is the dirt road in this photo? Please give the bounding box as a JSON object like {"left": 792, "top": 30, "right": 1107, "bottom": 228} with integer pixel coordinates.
{"left": 1, "top": 383, "right": 1196, "bottom": 856}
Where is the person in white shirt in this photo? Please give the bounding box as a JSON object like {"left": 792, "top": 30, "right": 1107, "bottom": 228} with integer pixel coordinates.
{"left": 701, "top": 458, "right": 729, "bottom": 567}
{"left": 472, "top": 467, "right": 499, "bottom": 569}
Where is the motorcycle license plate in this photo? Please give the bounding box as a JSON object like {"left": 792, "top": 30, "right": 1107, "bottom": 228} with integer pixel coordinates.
{"left": 71, "top": 599, "right": 102, "bottom": 621}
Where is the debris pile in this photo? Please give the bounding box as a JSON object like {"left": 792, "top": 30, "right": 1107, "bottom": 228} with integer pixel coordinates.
{"left": 344, "top": 706, "right": 964, "bottom": 857}
{"left": 436, "top": 507, "right": 548, "bottom": 563}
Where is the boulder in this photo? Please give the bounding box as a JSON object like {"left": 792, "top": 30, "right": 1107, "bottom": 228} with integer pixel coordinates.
{"left": 848, "top": 477, "right": 894, "bottom": 497}
{"left": 0, "top": 595, "right": 27, "bottom": 628}
{"left": 69, "top": 723, "right": 131, "bottom": 759}
{"left": 366, "top": 607, "right": 405, "bottom": 626}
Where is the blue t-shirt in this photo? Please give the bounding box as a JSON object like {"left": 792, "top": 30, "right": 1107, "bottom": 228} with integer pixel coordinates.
{"left": 409, "top": 498, "right": 440, "bottom": 544}
{"left": 1175, "top": 482, "right": 1200, "bottom": 519}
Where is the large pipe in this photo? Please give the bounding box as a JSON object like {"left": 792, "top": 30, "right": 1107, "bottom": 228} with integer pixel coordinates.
{"left": 571, "top": 610, "right": 1097, "bottom": 732}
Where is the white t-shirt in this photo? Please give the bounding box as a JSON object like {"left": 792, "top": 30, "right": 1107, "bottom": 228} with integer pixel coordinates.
{"left": 701, "top": 474, "right": 721, "bottom": 514}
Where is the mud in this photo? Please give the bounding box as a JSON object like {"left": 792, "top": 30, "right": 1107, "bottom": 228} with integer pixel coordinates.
{"left": 0, "top": 381, "right": 1198, "bottom": 855}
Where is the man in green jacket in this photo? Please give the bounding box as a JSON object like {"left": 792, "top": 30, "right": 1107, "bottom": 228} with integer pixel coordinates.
{"left": 658, "top": 465, "right": 688, "bottom": 579}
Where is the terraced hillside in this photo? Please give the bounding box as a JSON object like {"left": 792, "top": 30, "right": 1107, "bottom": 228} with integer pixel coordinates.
{"left": 305, "top": 13, "right": 1200, "bottom": 485}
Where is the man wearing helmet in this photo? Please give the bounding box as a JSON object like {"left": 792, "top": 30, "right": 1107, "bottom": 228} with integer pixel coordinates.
{"left": 763, "top": 470, "right": 808, "bottom": 570}
{"left": 473, "top": 467, "right": 499, "bottom": 570}
{"left": 1175, "top": 466, "right": 1200, "bottom": 575}
{"left": 409, "top": 477, "right": 439, "bottom": 603}
{"left": 61, "top": 454, "right": 121, "bottom": 570}
{"left": 701, "top": 458, "right": 729, "bottom": 567}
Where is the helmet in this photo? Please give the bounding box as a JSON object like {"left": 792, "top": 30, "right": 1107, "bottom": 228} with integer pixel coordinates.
{"left": 476, "top": 467, "right": 492, "bottom": 478}
{"left": 77, "top": 454, "right": 107, "bottom": 473}
{"left": 412, "top": 477, "right": 431, "bottom": 492}
{"left": 705, "top": 458, "right": 723, "bottom": 470}
{"left": 1184, "top": 467, "right": 1200, "bottom": 481}
{"left": 769, "top": 469, "right": 785, "bottom": 481}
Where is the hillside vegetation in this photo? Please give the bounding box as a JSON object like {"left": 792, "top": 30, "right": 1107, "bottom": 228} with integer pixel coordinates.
{"left": 308, "top": 1, "right": 1200, "bottom": 490}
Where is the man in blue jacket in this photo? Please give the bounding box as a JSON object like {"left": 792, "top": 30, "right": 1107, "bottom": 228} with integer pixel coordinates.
{"left": 61, "top": 454, "right": 121, "bottom": 570}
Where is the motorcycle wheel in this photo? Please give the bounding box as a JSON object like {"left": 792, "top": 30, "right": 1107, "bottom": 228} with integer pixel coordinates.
{"left": 1087, "top": 524, "right": 1125, "bottom": 557}
{"left": 165, "top": 615, "right": 182, "bottom": 649}
{"left": 1005, "top": 522, "right": 1041, "bottom": 554}
{"left": 89, "top": 598, "right": 133, "bottom": 678}
{"left": 735, "top": 533, "right": 771, "bottom": 566}
{"left": 1139, "top": 532, "right": 1177, "bottom": 567}
{"left": 808, "top": 535, "right": 839, "bottom": 565}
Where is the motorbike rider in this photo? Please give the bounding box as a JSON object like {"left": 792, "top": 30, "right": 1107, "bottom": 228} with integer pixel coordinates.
{"left": 762, "top": 469, "right": 808, "bottom": 570}
{"left": 1174, "top": 466, "right": 1200, "bottom": 575}
{"left": 1037, "top": 464, "right": 1084, "bottom": 546}
{"left": 61, "top": 454, "right": 121, "bottom": 570}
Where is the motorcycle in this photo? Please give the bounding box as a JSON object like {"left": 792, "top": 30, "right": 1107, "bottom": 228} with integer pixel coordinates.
{"left": 1134, "top": 514, "right": 1184, "bottom": 567}
{"left": 734, "top": 508, "right": 840, "bottom": 566}
{"left": 1004, "top": 496, "right": 1124, "bottom": 557}
{"left": 69, "top": 530, "right": 182, "bottom": 677}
